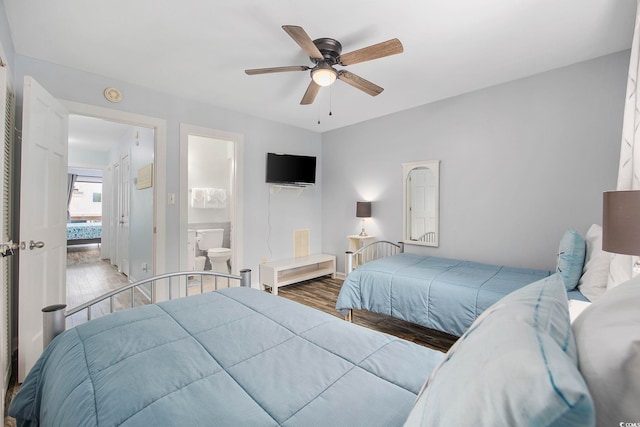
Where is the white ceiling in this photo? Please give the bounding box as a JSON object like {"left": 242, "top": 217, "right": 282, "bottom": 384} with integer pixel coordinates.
{"left": 68, "top": 114, "right": 132, "bottom": 153}
{"left": 4, "top": 1, "right": 637, "bottom": 133}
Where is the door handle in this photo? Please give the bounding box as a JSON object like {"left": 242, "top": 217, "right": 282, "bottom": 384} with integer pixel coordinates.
{"left": 29, "top": 240, "right": 45, "bottom": 250}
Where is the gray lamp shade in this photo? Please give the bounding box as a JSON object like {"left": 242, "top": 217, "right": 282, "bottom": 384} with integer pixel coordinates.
{"left": 356, "top": 201, "right": 372, "bottom": 218}
{"left": 602, "top": 190, "right": 640, "bottom": 256}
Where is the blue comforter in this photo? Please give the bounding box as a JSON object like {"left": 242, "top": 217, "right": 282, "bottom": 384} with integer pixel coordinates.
{"left": 10, "top": 287, "right": 443, "bottom": 427}
{"left": 336, "top": 253, "right": 556, "bottom": 337}
{"left": 66, "top": 222, "right": 102, "bottom": 240}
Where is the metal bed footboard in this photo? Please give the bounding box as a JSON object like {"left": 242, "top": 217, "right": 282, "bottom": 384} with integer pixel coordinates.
{"left": 345, "top": 240, "right": 404, "bottom": 275}
{"left": 43, "top": 269, "right": 251, "bottom": 347}
{"left": 343, "top": 241, "right": 403, "bottom": 323}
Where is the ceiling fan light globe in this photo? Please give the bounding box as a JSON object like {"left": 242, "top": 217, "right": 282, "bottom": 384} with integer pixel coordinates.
{"left": 312, "top": 68, "right": 337, "bottom": 87}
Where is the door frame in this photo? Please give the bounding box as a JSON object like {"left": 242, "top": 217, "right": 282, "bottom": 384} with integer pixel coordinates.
{"left": 179, "top": 123, "right": 243, "bottom": 275}
{"left": 63, "top": 101, "right": 167, "bottom": 276}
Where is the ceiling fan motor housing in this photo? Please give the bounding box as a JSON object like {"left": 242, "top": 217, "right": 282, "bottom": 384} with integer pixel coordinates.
{"left": 312, "top": 38, "right": 342, "bottom": 65}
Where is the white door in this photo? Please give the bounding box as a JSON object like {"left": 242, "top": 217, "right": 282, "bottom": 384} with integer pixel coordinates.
{"left": 410, "top": 169, "right": 428, "bottom": 240}
{"left": 409, "top": 168, "right": 437, "bottom": 243}
{"left": 118, "top": 153, "right": 130, "bottom": 276}
{"left": 111, "top": 161, "right": 119, "bottom": 267}
{"left": 100, "top": 165, "right": 112, "bottom": 260}
{"left": 18, "top": 77, "right": 68, "bottom": 382}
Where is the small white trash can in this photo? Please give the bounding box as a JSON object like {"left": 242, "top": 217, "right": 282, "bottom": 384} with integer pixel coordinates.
{"left": 194, "top": 256, "right": 207, "bottom": 271}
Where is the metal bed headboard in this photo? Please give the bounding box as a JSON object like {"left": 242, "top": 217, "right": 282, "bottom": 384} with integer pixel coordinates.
{"left": 345, "top": 240, "right": 404, "bottom": 275}
{"left": 43, "top": 269, "right": 251, "bottom": 348}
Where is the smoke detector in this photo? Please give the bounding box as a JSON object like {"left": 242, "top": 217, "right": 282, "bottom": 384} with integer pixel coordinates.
{"left": 103, "top": 87, "right": 122, "bottom": 103}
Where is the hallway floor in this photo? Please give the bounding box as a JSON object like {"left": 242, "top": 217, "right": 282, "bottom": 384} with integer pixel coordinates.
{"left": 66, "top": 245, "right": 135, "bottom": 328}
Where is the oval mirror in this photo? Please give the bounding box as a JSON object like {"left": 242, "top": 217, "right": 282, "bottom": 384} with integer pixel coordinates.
{"left": 402, "top": 160, "right": 440, "bottom": 247}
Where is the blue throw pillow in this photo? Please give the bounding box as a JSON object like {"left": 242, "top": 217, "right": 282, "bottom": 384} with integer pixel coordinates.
{"left": 557, "top": 228, "right": 586, "bottom": 291}
{"left": 403, "top": 274, "right": 594, "bottom": 427}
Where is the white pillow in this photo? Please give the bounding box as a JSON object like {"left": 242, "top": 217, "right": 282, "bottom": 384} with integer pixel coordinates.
{"left": 572, "top": 274, "right": 640, "bottom": 426}
{"left": 577, "top": 224, "right": 609, "bottom": 301}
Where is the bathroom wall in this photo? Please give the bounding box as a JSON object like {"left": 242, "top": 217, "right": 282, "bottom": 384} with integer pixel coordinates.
{"left": 187, "top": 135, "right": 232, "bottom": 226}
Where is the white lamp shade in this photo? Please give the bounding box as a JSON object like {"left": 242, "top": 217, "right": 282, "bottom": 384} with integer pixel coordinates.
{"left": 311, "top": 67, "right": 337, "bottom": 87}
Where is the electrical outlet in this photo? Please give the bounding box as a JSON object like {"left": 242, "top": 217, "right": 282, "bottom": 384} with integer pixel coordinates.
{"left": 141, "top": 262, "right": 148, "bottom": 272}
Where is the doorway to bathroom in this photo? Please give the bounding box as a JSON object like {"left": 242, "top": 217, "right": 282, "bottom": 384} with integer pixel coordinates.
{"left": 179, "top": 124, "right": 244, "bottom": 284}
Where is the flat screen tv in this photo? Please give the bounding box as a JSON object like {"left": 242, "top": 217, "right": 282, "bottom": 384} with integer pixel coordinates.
{"left": 266, "top": 152, "right": 316, "bottom": 186}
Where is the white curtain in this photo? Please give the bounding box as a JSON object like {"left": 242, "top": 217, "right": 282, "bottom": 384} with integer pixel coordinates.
{"left": 67, "top": 173, "right": 77, "bottom": 222}
{"left": 608, "top": 0, "right": 640, "bottom": 289}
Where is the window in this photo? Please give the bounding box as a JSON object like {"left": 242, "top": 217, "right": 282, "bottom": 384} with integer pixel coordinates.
{"left": 69, "top": 181, "right": 102, "bottom": 222}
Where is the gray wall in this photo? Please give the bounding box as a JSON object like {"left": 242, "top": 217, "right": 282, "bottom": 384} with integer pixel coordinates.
{"left": 127, "top": 126, "right": 154, "bottom": 282}
{"left": 322, "top": 50, "right": 629, "bottom": 273}
{"left": 187, "top": 137, "right": 231, "bottom": 225}
{"left": 11, "top": 54, "right": 323, "bottom": 281}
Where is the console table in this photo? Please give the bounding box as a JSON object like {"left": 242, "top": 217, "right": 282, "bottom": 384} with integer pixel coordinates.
{"left": 259, "top": 254, "right": 336, "bottom": 295}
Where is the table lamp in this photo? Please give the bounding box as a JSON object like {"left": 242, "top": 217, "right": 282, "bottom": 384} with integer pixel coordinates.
{"left": 602, "top": 190, "right": 640, "bottom": 256}
{"left": 356, "top": 201, "right": 372, "bottom": 237}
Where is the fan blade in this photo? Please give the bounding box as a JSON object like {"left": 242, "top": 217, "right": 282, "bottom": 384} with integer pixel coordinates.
{"left": 245, "top": 65, "right": 310, "bottom": 75}
{"left": 282, "top": 25, "right": 323, "bottom": 60}
{"left": 338, "top": 70, "right": 383, "bottom": 96}
{"left": 300, "top": 81, "right": 321, "bottom": 105}
{"left": 339, "top": 38, "right": 403, "bottom": 66}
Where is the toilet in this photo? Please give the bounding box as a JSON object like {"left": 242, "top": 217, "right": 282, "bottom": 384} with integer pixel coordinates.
{"left": 196, "top": 229, "right": 231, "bottom": 274}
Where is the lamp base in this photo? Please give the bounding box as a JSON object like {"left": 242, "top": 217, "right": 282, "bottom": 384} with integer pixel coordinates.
{"left": 359, "top": 228, "right": 368, "bottom": 237}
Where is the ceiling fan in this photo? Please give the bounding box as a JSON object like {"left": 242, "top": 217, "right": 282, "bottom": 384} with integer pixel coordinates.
{"left": 245, "top": 25, "right": 403, "bottom": 105}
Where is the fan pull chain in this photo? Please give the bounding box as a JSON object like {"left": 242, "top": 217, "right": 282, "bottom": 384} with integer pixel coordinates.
{"left": 318, "top": 88, "right": 333, "bottom": 124}
{"left": 317, "top": 87, "right": 334, "bottom": 125}
{"left": 329, "top": 85, "right": 333, "bottom": 116}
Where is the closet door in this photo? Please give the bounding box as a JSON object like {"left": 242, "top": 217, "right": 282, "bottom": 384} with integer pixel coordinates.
{"left": 117, "top": 153, "right": 130, "bottom": 276}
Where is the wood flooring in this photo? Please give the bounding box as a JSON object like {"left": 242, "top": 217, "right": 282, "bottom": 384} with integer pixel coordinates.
{"left": 277, "top": 277, "right": 457, "bottom": 353}
{"left": 66, "top": 245, "right": 142, "bottom": 328}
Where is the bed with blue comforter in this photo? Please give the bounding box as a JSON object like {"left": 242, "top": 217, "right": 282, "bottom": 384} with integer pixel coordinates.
{"left": 66, "top": 222, "right": 102, "bottom": 245}
{"left": 10, "top": 287, "right": 444, "bottom": 427}
{"left": 336, "top": 253, "right": 588, "bottom": 337}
